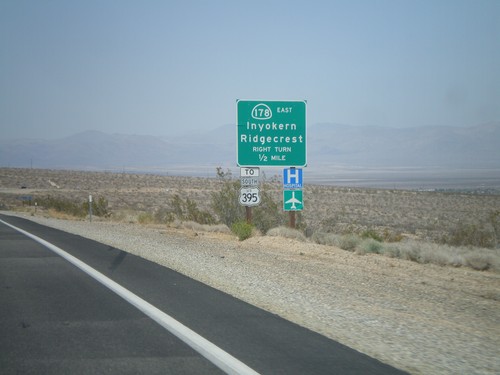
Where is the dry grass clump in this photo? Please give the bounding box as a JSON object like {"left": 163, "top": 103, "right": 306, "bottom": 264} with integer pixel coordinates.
{"left": 173, "top": 220, "right": 231, "bottom": 234}
{"left": 444, "top": 219, "right": 498, "bottom": 249}
{"left": 137, "top": 211, "right": 155, "bottom": 224}
{"left": 311, "top": 231, "right": 500, "bottom": 272}
{"left": 111, "top": 209, "right": 141, "bottom": 223}
{"left": 384, "top": 241, "right": 457, "bottom": 264}
{"left": 46, "top": 208, "right": 85, "bottom": 221}
{"left": 355, "top": 238, "right": 384, "bottom": 255}
{"left": 267, "top": 226, "right": 307, "bottom": 242}
{"left": 463, "top": 249, "right": 500, "bottom": 271}
{"left": 310, "top": 232, "right": 339, "bottom": 247}
{"left": 383, "top": 240, "right": 500, "bottom": 272}
{"left": 311, "top": 232, "right": 362, "bottom": 251}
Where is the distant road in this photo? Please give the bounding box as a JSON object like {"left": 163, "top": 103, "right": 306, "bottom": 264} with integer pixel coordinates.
{"left": 0, "top": 215, "right": 408, "bottom": 375}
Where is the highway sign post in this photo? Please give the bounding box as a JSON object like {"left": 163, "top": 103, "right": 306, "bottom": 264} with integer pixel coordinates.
{"left": 283, "top": 189, "right": 303, "bottom": 229}
{"left": 240, "top": 167, "right": 260, "bottom": 224}
{"left": 237, "top": 100, "right": 307, "bottom": 167}
{"left": 236, "top": 99, "right": 307, "bottom": 227}
{"left": 283, "top": 167, "right": 304, "bottom": 228}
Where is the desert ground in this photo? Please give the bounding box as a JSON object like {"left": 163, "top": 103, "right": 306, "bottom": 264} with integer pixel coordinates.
{"left": 1, "top": 167, "right": 499, "bottom": 243}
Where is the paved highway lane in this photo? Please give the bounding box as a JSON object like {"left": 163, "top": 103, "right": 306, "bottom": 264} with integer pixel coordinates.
{"left": 0, "top": 217, "right": 225, "bottom": 375}
{"left": 0, "top": 215, "right": 408, "bottom": 374}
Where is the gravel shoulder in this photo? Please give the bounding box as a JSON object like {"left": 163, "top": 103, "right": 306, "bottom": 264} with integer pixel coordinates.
{"left": 3, "top": 212, "right": 499, "bottom": 375}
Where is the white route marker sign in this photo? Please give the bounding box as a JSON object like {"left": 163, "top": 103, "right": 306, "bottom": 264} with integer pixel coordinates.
{"left": 239, "top": 187, "right": 261, "bottom": 206}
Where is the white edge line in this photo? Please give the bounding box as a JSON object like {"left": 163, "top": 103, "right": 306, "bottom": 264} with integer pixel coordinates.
{"left": 1, "top": 219, "right": 260, "bottom": 375}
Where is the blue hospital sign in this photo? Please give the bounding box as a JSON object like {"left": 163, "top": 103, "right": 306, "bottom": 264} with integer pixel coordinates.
{"left": 283, "top": 168, "right": 303, "bottom": 189}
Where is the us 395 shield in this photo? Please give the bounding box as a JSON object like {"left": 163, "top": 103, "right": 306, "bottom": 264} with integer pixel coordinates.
{"left": 239, "top": 187, "right": 261, "bottom": 206}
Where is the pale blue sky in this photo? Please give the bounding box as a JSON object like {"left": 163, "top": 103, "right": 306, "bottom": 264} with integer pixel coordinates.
{"left": 1, "top": 0, "right": 499, "bottom": 139}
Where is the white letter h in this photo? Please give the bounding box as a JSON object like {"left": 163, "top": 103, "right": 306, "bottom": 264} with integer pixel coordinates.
{"left": 287, "top": 169, "right": 300, "bottom": 184}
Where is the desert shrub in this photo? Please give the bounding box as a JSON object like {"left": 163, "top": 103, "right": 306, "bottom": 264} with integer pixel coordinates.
{"left": 412, "top": 242, "right": 464, "bottom": 266}
{"left": 488, "top": 210, "right": 500, "bottom": 248}
{"left": 311, "top": 231, "right": 340, "bottom": 247}
{"left": 338, "top": 233, "right": 362, "bottom": 251}
{"left": 154, "top": 207, "right": 175, "bottom": 224}
{"left": 381, "top": 240, "right": 500, "bottom": 272}
{"left": 309, "top": 229, "right": 500, "bottom": 272}
{"left": 267, "top": 226, "right": 306, "bottom": 242}
{"left": 111, "top": 209, "right": 138, "bottom": 223}
{"left": 318, "top": 216, "right": 340, "bottom": 233}
{"left": 36, "top": 195, "right": 110, "bottom": 219}
{"left": 361, "top": 229, "right": 383, "bottom": 242}
{"left": 137, "top": 212, "right": 154, "bottom": 224}
{"left": 211, "top": 168, "right": 284, "bottom": 234}
{"left": 187, "top": 201, "right": 215, "bottom": 224}
{"left": 170, "top": 194, "right": 185, "bottom": 218}
{"left": 382, "top": 243, "right": 401, "bottom": 258}
{"left": 464, "top": 250, "right": 500, "bottom": 271}
{"left": 382, "top": 241, "right": 420, "bottom": 262}
{"left": 396, "top": 241, "right": 421, "bottom": 262}
{"left": 176, "top": 220, "right": 230, "bottom": 234}
{"left": 356, "top": 238, "right": 383, "bottom": 254}
{"left": 39, "top": 195, "right": 86, "bottom": 217}
{"left": 192, "top": 223, "right": 231, "bottom": 234}
{"left": 445, "top": 222, "right": 496, "bottom": 249}
{"left": 231, "top": 221, "right": 254, "bottom": 241}
{"left": 252, "top": 184, "right": 287, "bottom": 234}
{"left": 88, "top": 196, "right": 110, "bottom": 218}
{"left": 211, "top": 178, "right": 244, "bottom": 227}
{"left": 382, "top": 228, "right": 404, "bottom": 242}
{"left": 169, "top": 219, "right": 184, "bottom": 229}
{"left": 169, "top": 194, "right": 215, "bottom": 224}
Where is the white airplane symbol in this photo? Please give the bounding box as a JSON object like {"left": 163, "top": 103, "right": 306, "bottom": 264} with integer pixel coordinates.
{"left": 285, "top": 191, "right": 302, "bottom": 209}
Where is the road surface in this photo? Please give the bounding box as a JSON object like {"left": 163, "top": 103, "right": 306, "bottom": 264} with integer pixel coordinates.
{"left": 0, "top": 214, "right": 408, "bottom": 374}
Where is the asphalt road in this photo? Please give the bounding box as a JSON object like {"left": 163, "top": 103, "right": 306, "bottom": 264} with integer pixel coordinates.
{"left": 0, "top": 214, "right": 408, "bottom": 375}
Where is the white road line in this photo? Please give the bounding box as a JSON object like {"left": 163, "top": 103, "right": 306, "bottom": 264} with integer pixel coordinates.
{"left": 1, "top": 219, "right": 260, "bottom": 375}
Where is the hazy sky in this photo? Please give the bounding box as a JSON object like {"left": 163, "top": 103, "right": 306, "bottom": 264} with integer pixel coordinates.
{"left": 1, "top": 0, "right": 499, "bottom": 139}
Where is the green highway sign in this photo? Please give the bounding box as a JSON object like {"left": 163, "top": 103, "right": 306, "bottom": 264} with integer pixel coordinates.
{"left": 237, "top": 100, "right": 307, "bottom": 167}
{"left": 283, "top": 189, "right": 303, "bottom": 211}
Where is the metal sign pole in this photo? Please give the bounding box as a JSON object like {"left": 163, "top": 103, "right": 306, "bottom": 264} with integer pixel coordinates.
{"left": 289, "top": 211, "right": 296, "bottom": 229}
{"left": 246, "top": 206, "right": 253, "bottom": 225}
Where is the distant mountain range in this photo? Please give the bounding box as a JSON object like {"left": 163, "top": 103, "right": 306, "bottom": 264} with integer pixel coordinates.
{"left": 1, "top": 122, "right": 499, "bottom": 173}
{"left": 308, "top": 122, "right": 500, "bottom": 169}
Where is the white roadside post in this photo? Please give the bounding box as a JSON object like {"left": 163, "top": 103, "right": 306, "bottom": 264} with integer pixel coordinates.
{"left": 89, "top": 194, "right": 93, "bottom": 222}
